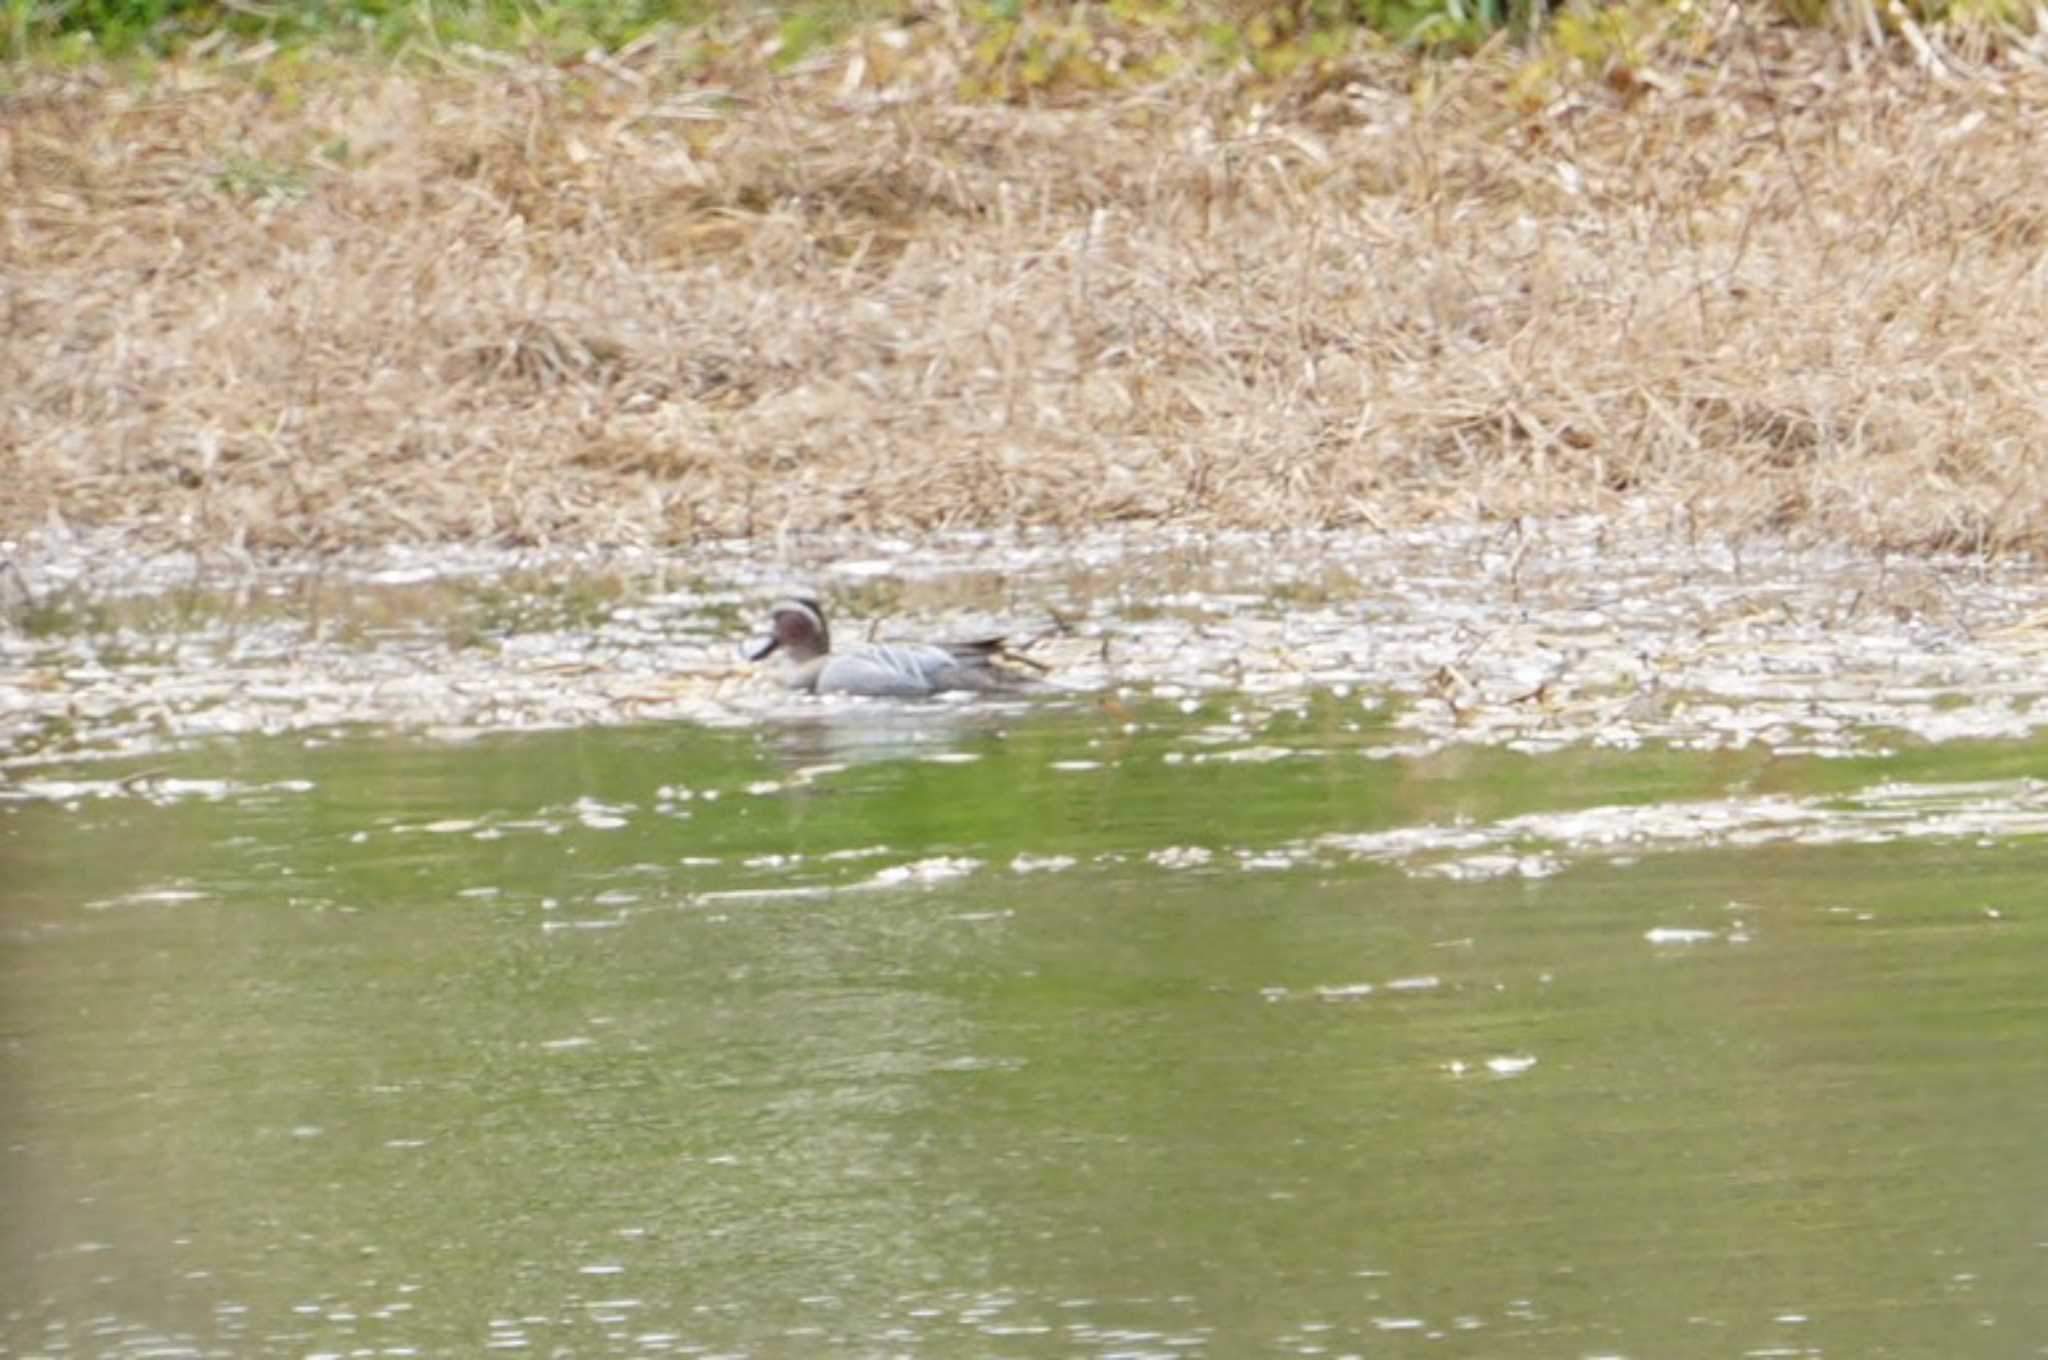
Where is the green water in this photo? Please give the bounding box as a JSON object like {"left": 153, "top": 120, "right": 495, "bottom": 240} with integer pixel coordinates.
{"left": 5, "top": 701, "right": 2048, "bottom": 1358}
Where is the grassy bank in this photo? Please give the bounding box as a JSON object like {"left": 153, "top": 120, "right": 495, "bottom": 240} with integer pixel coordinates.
{"left": 6, "top": 2, "right": 2048, "bottom": 556}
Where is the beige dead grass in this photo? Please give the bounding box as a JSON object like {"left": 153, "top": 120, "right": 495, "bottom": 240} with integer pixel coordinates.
{"left": 7, "top": 13, "right": 2048, "bottom": 555}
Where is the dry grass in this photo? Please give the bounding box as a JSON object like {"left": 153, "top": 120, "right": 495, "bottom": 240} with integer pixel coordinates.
{"left": 7, "top": 7, "right": 2048, "bottom": 556}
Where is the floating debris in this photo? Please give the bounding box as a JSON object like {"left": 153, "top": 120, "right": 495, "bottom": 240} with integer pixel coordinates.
{"left": 1645, "top": 928, "right": 1719, "bottom": 945}
{"left": 12, "top": 522, "right": 2048, "bottom": 777}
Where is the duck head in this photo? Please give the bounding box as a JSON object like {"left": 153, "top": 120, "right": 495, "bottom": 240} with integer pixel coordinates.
{"left": 743, "top": 597, "right": 831, "bottom": 663}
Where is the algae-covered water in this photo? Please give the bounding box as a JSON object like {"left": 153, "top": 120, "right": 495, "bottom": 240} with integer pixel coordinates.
{"left": 6, "top": 695, "right": 2048, "bottom": 1358}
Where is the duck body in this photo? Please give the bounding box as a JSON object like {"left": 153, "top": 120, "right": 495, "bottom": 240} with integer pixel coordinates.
{"left": 745, "top": 597, "right": 1033, "bottom": 697}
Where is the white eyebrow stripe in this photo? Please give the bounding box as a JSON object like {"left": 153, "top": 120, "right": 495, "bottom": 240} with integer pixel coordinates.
{"left": 769, "top": 598, "right": 826, "bottom": 631}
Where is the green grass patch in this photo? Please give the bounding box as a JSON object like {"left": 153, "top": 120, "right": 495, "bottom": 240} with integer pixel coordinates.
{"left": 5, "top": 0, "right": 2038, "bottom": 68}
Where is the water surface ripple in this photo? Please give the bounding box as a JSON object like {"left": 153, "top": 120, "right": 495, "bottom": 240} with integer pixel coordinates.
{"left": 6, "top": 701, "right": 2047, "bottom": 1357}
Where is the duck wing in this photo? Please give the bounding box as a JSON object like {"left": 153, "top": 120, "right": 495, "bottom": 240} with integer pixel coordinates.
{"left": 818, "top": 641, "right": 1034, "bottom": 696}
{"left": 814, "top": 642, "right": 967, "bottom": 696}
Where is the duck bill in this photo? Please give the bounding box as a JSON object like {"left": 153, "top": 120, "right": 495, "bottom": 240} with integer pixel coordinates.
{"left": 741, "top": 634, "right": 781, "bottom": 662}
